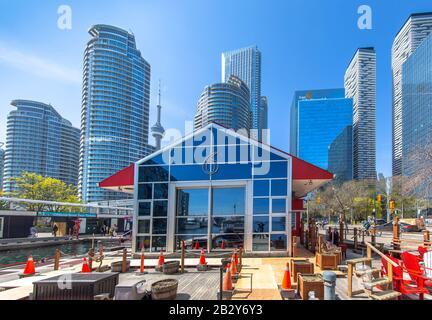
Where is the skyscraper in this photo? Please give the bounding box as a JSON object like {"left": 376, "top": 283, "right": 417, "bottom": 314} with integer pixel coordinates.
{"left": 259, "top": 96, "right": 268, "bottom": 141}
{"left": 392, "top": 13, "right": 432, "bottom": 176}
{"left": 328, "top": 126, "right": 353, "bottom": 183}
{"left": 3, "top": 100, "right": 80, "bottom": 192}
{"left": 222, "top": 46, "right": 263, "bottom": 139}
{"left": 344, "top": 47, "right": 377, "bottom": 180}
{"left": 0, "top": 145, "right": 4, "bottom": 191}
{"left": 151, "top": 82, "right": 165, "bottom": 151}
{"left": 402, "top": 34, "right": 432, "bottom": 189}
{"left": 79, "top": 25, "right": 152, "bottom": 202}
{"left": 194, "top": 75, "right": 251, "bottom": 132}
{"left": 290, "top": 89, "right": 353, "bottom": 170}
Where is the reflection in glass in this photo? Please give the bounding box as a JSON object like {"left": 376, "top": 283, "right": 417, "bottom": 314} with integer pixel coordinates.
{"left": 154, "top": 183, "right": 168, "bottom": 199}
{"left": 271, "top": 234, "right": 287, "bottom": 251}
{"left": 212, "top": 164, "right": 252, "bottom": 181}
{"left": 153, "top": 201, "right": 168, "bottom": 217}
{"left": 135, "top": 236, "right": 150, "bottom": 252}
{"left": 272, "top": 199, "right": 287, "bottom": 214}
{"left": 170, "top": 165, "right": 210, "bottom": 181}
{"left": 254, "top": 180, "right": 269, "bottom": 197}
{"left": 138, "top": 202, "right": 151, "bottom": 216}
{"left": 153, "top": 218, "right": 167, "bottom": 234}
{"left": 152, "top": 236, "right": 166, "bottom": 252}
{"left": 271, "top": 180, "right": 288, "bottom": 196}
{"left": 253, "top": 198, "right": 269, "bottom": 215}
{"left": 175, "top": 235, "right": 207, "bottom": 250}
{"left": 176, "top": 217, "right": 208, "bottom": 235}
{"left": 212, "top": 234, "right": 244, "bottom": 249}
{"left": 212, "top": 188, "right": 245, "bottom": 216}
{"left": 253, "top": 234, "right": 269, "bottom": 251}
{"left": 272, "top": 217, "right": 286, "bottom": 232}
{"left": 139, "top": 166, "right": 169, "bottom": 182}
{"left": 138, "top": 184, "right": 152, "bottom": 200}
{"left": 176, "top": 189, "right": 208, "bottom": 216}
{"left": 253, "top": 216, "right": 269, "bottom": 233}
{"left": 212, "top": 217, "right": 244, "bottom": 234}
{"left": 137, "top": 220, "right": 150, "bottom": 234}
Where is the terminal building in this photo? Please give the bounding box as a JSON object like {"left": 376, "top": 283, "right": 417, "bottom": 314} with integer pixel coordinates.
{"left": 99, "top": 123, "right": 333, "bottom": 255}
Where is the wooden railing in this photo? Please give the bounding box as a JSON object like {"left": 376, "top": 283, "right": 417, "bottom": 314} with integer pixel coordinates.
{"left": 364, "top": 241, "right": 398, "bottom": 283}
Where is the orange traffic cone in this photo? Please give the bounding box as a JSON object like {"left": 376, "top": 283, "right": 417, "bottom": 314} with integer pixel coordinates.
{"left": 22, "top": 255, "right": 36, "bottom": 276}
{"left": 223, "top": 263, "right": 233, "bottom": 291}
{"left": 234, "top": 250, "right": 239, "bottom": 265}
{"left": 281, "top": 263, "right": 292, "bottom": 290}
{"left": 194, "top": 240, "right": 200, "bottom": 250}
{"left": 230, "top": 255, "right": 237, "bottom": 275}
{"left": 140, "top": 250, "right": 145, "bottom": 273}
{"left": 81, "top": 258, "right": 91, "bottom": 273}
{"left": 199, "top": 249, "right": 206, "bottom": 265}
{"left": 221, "top": 240, "right": 225, "bottom": 249}
{"left": 158, "top": 250, "right": 165, "bottom": 267}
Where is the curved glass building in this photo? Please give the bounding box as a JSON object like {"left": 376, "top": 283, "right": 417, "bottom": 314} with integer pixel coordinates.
{"left": 0, "top": 146, "right": 4, "bottom": 191}
{"left": 3, "top": 100, "right": 79, "bottom": 192}
{"left": 194, "top": 75, "right": 251, "bottom": 133}
{"left": 79, "top": 24, "right": 151, "bottom": 202}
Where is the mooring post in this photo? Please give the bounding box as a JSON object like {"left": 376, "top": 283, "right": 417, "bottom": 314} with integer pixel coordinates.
{"left": 339, "top": 215, "right": 344, "bottom": 244}
{"left": 54, "top": 249, "right": 61, "bottom": 271}
{"left": 393, "top": 216, "right": 400, "bottom": 251}
{"left": 181, "top": 240, "right": 185, "bottom": 273}
{"left": 239, "top": 247, "right": 243, "bottom": 267}
{"left": 424, "top": 230, "right": 430, "bottom": 247}
{"left": 353, "top": 228, "right": 358, "bottom": 250}
{"left": 88, "top": 248, "right": 94, "bottom": 271}
{"left": 121, "top": 248, "right": 127, "bottom": 273}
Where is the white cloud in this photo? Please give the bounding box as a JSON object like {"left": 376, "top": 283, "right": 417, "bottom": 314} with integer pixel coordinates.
{"left": 0, "top": 42, "right": 81, "bottom": 84}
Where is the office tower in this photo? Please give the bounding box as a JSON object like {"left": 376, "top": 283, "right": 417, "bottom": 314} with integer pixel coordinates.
{"left": 344, "top": 47, "right": 377, "bottom": 180}
{"left": 290, "top": 89, "right": 353, "bottom": 170}
{"left": 402, "top": 34, "right": 432, "bottom": 187}
{"left": 194, "top": 75, "right": 251, "bottom": 132}
{"left": 151, "top": 82, "right": 165, "bottom": 151}
{"left": 79, "top": 25, "right": 152, "bottom": 202}
{"left": 392, "top": 13, "right": 432, "bottom": 176}
{"left": 3, "top": 100, "right": 80, "bottom": 192}
{"left": 0, "top": 145, "right": 4, "bottom": 191}
{"left": 328, "top": 126, "right": 353, "bottom": 183}
{"left": 259, "top": 96, "right": 268, "bottom": 141}
{"left": 222, "top": 46, "right": 263, "bottom": 139}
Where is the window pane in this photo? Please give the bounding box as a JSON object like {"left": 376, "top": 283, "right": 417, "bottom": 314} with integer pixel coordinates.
{"left": 272, "top": 199, "right": 287, "bottom": 214}
{"left": 272, "top": 217, "right": 286, "bottom": 232}
{"left": 138, "top": 184, "right": 152, "bottom": 200}
{"left": 254, "top": 180, "right": 269, "bottom": 197}
{"left": 154, "top": 183, "right": 168, "bottom": 199}
{"left": 153, "top": 201, "right": 168, "bottom": 217}
{"left": 151, "top": 236, "right": 166, "bottom": 252}
{"left": 170, "top": 165, "right": 210, "bottom": 181}
{"left": 175, "top": 235, "right": 207, "bottom": 250}
{"left": 212, "top": 164, "right": 252, "bottom": 180}
{"left": 176, "top": 217, "right": 208, "bottom": 235}
{"left": 152, "top": 218, "right": 167, "bottom": 234}
{"left": 254, "top": 161, "right": 288, "bottom": 179}
{"left": 253, "top": 198, "right": 269, "bottom": 215}
{"left": 271, "top": 234, "right": 287, "bottom": 251}
{"left": 253, "top": 216, "right": 269, "bottom": 233}
{"left": 135, "top": 236, "right": 150, "bottom": 252}
{"left": 212, "top": 234, "right": 244, "bottom": 250}
{"left": 212, "top": 217, "right": 245, "bottom": 234}
{"left": 138, "top": 202, "right": 151, "bottom": 216}
{"left": 137, "top": 220, "right": 150, "bottom": 234}
{"left": 212, "top": 188, "right": 245, "bottom": 216}
{"left": 176, "top": 189, "right": 208, "bottom": 216}
{"left": 253, "top": 234, "right": 269, "bottom": 251}
{"left": 139, "top": 166, "right": 169, "bottom": 182}
{"left": 271, "top": 180, "right": 288, "bottom": 196}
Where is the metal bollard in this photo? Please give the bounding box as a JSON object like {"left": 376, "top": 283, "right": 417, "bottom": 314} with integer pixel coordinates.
{"left": 323, "top": 271, "right": 337, "bottom": 300}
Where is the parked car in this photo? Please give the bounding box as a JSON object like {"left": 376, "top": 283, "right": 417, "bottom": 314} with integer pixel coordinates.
{"left": 373, "top": 222, "right": 420, "bottom": 235}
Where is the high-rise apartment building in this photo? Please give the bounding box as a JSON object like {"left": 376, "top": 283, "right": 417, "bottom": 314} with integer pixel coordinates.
{"left": 344, "top": 48, "right": 377, "bottom": 180}
{"left": 0, "top": 145, "right": 4, "bottom": 191}
{"left": 3, "top": 100, "right": 79, "bottom": 192}
{"left": 79, "top": 25, "right": 152, "bottom": 202}
{"left": 195, "top": 75, "right": 251, "bottom": 132}
{"left": 392, "top": 12, "right": 432, "bottom": 176}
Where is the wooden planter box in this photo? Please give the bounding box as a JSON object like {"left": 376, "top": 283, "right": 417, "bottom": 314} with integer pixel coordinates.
{"left": 297, "top": 274, "right": 324, "bottom": 300}
{"left": 290, "top": 260, "right": 314, "bottom": 283}
{"left": 316, "top": 252, "right": 341, "bottom": 270}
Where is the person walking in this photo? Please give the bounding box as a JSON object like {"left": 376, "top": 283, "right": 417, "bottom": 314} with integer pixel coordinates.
{"left": 52, "top": 224, "right": 59, "bottom": 237}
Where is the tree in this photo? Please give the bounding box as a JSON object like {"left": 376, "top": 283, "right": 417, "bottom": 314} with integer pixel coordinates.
{"left": 0, "top": 190, "right": 8, "bottom": 210}
{"left": 10, "top": 172, "right": 80, "bottom": 211}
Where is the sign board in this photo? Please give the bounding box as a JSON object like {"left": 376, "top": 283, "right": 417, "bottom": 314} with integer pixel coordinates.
{"left": 37, "top": 212, "right": 97, "bottom": 218}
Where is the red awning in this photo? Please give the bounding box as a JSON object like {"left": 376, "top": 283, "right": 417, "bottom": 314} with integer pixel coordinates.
{"left": 99, "top": 156, "right": 333, "bottom": 198}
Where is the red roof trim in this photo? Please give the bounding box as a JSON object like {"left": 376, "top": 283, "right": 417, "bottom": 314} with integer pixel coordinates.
{"left": 99, "top": 164, "right": 135, "bottom": 188}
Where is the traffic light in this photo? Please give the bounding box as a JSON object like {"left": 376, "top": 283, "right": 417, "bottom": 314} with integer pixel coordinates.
{"left": 316, "top": 197, "right": 321, "bottom": 205}
{"left": 389, "top": 200, "right": 395, "bottom": 211}
{"left": 376, "top": 194, "right": 381, "bottom": 203}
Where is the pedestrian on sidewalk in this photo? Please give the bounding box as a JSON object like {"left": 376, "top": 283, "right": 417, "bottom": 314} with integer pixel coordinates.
{"left": 52, "top": 224, "right": 59, "bottom": 237}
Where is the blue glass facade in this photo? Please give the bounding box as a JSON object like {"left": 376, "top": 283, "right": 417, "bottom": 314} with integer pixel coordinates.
{"left": 79, "top": 25, "right": 152, "bottom": 202}
{"left": 0, "top": 147, "right": 4, "bottom": 191}
{"left": 3, "top": 100, "right": 80, "bottom": 192}
{"left": 328, "top": 126, "right": 353, "bottom": 182}
{"left": 290, "top": 89, "right": 353, "bottom": 170}
{"left": 402, "top": 34, "right": 432, "bottom": 186}
{"left": 134, "top": 124, "right": 292, "bottom": 253}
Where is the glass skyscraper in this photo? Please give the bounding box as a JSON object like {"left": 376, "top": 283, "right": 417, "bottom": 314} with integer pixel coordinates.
{"left": 3, "top": 100, "right": 80, "bottom": 192}
{"left": 79, "top": 25, "right": 152, "bottom": 203}
{"left": 392, "top": 13, "right": 432, "bottom": 176}
{"left": 0, "top": 146, "right": 4, "bottom": 191}
{"left": 222, "top": 46, "right": 264, "bottom": 139}
{"left": 402, "top": 34, "right": 432, "bottom": 190}
{"left": 328, "top": 126, "right": 353, "bottom": 183}
{"left": 195, "top": 75, "right": 251, "bottom": 132}
{"left": 344, "top": 47, "right": 377, "bottom": 180}
{"left": 290, "top": 89, "right": 353, "bottom": 171}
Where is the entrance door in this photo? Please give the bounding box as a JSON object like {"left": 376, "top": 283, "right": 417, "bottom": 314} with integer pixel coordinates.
{"left": 174, "top": 185, "right": 246, "bottom": 252}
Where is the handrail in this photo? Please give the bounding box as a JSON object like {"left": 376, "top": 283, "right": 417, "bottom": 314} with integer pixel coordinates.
{"left": 364, "top": 241, "right": 398, "bottom": 268}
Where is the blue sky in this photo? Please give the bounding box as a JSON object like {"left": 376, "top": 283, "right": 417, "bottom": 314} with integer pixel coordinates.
{"left": 0, "top": 0, "right": 431, "bottom": 177}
